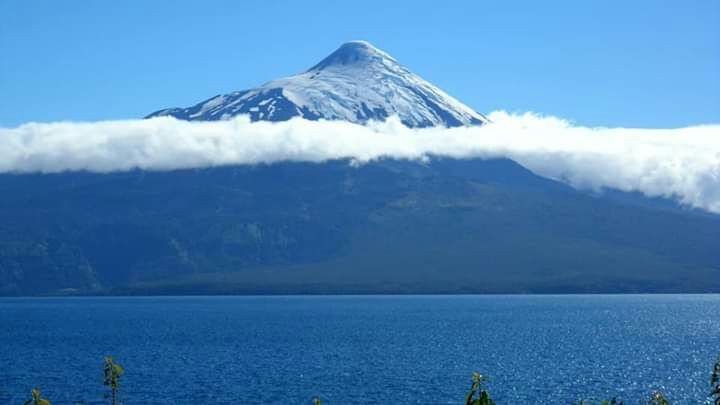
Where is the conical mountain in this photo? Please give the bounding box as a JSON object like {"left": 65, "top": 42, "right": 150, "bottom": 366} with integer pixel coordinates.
{"left": 147, "top": 41, "right": 488, "bottom": 127}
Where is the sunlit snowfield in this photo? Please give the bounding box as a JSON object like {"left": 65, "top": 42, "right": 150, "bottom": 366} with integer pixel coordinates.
{"left": 1, "top": 295, "right": 718, "bottom": 404}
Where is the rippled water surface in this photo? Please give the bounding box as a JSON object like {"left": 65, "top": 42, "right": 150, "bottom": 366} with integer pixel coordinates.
{"left": 1, "top": 295, "right": 718, "bottom": 404}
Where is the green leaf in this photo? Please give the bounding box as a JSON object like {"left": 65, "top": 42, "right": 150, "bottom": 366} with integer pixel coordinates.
{"left": 113, "top": 364, "right": 124, "bottom": 375}
{"left": 465, "top": 389, "right": 476, "bottom": 405}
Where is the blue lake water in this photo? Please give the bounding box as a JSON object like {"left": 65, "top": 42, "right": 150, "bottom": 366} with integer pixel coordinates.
{"left": 0, "top": 295, "right": 718, "bottom": 404}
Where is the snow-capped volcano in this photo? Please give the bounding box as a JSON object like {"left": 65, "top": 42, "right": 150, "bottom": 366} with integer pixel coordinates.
{"left": 147, "top": 41, "right": 489, "bottom": 127}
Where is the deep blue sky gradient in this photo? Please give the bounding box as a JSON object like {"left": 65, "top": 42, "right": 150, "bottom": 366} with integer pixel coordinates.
{"left": 1, "top": 0, "right": 718, "bottom": 127}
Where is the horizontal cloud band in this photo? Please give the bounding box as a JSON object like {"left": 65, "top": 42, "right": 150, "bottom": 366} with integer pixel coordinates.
{"left": 1, "top": 112, "right": 719, "bottom": 213}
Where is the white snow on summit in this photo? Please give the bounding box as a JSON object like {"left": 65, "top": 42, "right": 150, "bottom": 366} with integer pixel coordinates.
{"left": 148, "top": 41, "right": 489, "bottom": 128}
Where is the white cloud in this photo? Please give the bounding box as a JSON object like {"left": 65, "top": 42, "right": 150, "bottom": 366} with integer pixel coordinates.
{"left": 1, "top": 112, "right": 719, "bottom": 213}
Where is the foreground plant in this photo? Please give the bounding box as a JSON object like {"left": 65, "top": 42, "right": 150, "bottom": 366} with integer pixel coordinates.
{"left": 465, "top": 372, "right": 495, "bottom": 405}
{"left": 648, "top": 391, "right": 669, "bottom": 405}
{"left": 23, "top": 388, "right": 51, "bottom": 405}
{"left": 711, "top": 357, "right": 720, "bottom": 405}
{"left": 103, "top": 356, "right": 124, "bottom": 405}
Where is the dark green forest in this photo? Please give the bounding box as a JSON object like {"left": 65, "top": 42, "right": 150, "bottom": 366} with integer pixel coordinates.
{"left": 1, "top": 158, "right": 719, "bottom": 296}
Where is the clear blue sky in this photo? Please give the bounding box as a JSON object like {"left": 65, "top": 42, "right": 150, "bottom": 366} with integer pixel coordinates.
{"left": 1, "top": 0, "right": 718, "bottom": 128}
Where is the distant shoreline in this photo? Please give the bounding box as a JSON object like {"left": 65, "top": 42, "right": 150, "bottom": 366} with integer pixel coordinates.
{"left": 4, "top": 291, "right": 720, "bottom": 298}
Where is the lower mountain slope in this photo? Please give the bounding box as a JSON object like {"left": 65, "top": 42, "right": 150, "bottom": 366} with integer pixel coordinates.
{"left": 0, "top": 158, "right": 718, "bottom": 295}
